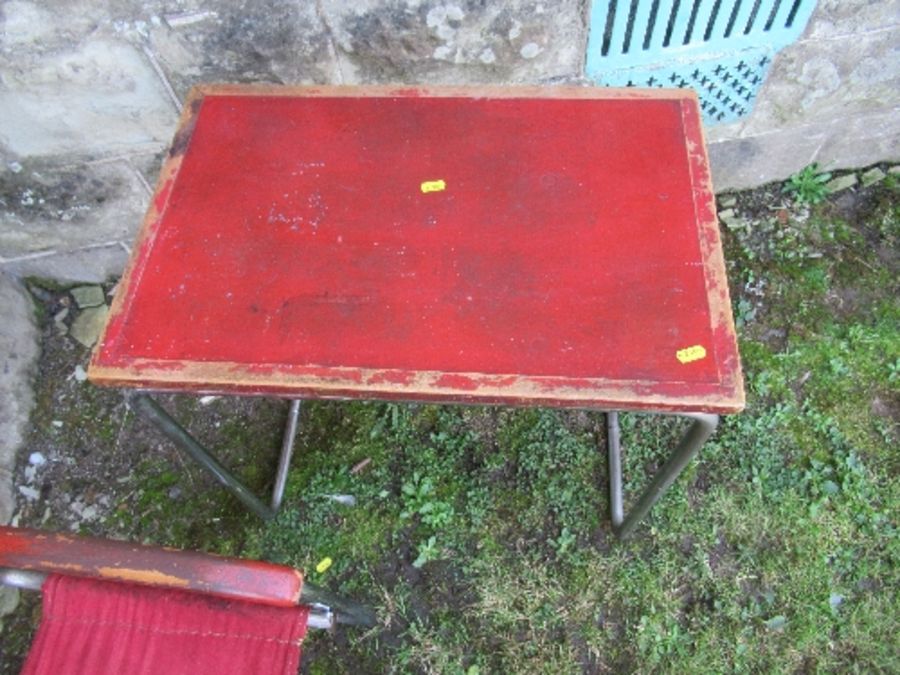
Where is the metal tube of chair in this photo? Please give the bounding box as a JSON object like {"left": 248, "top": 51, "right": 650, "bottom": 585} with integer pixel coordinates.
{"left": 606, "top": 411, "right": 623, "bottom": 527}
{"left": 272, "top": 399, "right": 301, "bottom": 511}
{"left": 614, "top": 412, "right": 719, "bottom": 540}
{"left": 300, "top": 582, "right": 377, "bottom": 627}
{"left": 131, "top": 394, "right": 276, "bottom": 522}
{"left": 306, "top": 608, "right": 334, "bottom": 630}
{"left": 0, "top": 566, "right": 335, "bottom": 630}
{"left": 0, "top": 567, "right": 45, "bottom": 591}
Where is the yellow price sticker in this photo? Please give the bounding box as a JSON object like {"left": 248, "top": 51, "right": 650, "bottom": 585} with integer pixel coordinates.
{"left": 676, "top": 345, "right": 707, "bottom": 364}
{"left": 420, "top": 179, "right": 446, "bottom": 193}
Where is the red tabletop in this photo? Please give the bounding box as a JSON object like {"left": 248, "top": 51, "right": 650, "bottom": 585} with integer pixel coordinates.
{"left": 89, "top": 85, "right": 743, "bottom": 413}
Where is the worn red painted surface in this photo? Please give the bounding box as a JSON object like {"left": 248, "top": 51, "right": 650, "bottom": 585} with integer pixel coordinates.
{"left": 90, "top": 85, "right": 743, "bottom": 412}
{"left": 0, "top": 526, "right": 303, "bottom": 607}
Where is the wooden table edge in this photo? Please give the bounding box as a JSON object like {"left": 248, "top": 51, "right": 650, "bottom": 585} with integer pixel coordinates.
{"left": 88, "top": 361, "right": 745, "bottom": 415}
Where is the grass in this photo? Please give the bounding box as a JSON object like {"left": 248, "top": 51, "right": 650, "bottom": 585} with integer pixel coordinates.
{"left": 3, "top": 167, "right": 898, "bottom": 673}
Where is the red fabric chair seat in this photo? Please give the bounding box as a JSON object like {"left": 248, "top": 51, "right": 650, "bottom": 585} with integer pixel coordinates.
{"left": 22, "top": 574, "right": 309, "bottom": 675}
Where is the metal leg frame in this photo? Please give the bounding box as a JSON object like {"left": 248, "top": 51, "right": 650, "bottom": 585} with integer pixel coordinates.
{"left": 130, "top": 394, "right": 302, "bottom": 522}
{"left": 0, "top": 568, "right": 379, "bottom": 628}
{"left": 131, "top": 391, "right": 715, "bottom": 542}
{"left": 606, "top": 411, "right": 719, "bottom": 540}
{"left": 273, "top": 399, "right": 301, "bottom": 511}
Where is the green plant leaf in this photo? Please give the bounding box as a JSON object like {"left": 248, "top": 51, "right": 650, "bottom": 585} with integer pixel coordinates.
{"left": 764, "top": 615, "right": 787, "bottom": 631}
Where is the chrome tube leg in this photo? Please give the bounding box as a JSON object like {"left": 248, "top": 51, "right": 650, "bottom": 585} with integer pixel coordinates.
{"left": 0, "top": 567, "right": 46, "bottom": 591}
{"left": 606, "top": 411, "right": 623, "bottom": 528}
{"left": 272, "top": 399, "right": 301, "bottom": 511}
{"left": 300, "top": 582, "right": 377, "bottom": 627}
{"left": 614, "top": 412, "right": 719, "bottom": 540}
{"left": 131, "top": 394, "right": 276, "bottom": 522}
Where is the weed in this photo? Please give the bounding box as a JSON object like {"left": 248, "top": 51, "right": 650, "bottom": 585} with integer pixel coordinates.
{"left": 412, "top": 535, "right": 441, "bottom": 568}
{"left": 784, "top": 163, "right": 832, "bottom": 204}
{"left": 400, "top": 472, "right": 454, "bottom": 529}
{"left": 400, "top": 471, "right": 455, "bottom": 567}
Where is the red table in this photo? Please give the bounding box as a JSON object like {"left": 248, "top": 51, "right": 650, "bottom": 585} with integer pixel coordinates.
{"left": 89, "top": 85, "right": 744, "bottom": 537}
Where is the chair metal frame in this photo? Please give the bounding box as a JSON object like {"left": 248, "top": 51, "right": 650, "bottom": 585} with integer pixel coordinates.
{"left": 0, "top": 525, "right": 375, "bottom": 629}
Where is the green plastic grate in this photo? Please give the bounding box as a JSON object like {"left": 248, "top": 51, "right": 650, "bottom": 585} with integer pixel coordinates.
{"left": 586, "top": 0, "right": 818, "bottom": 124}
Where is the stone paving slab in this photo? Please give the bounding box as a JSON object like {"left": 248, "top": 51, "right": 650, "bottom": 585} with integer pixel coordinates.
{"left": 0, "top": 159, "right": 149, "bottom": 259}
{"left": 0, "top": 273, "right": 39, "bottom": 527}
{"left": 0, "top": 21, "right": 177, "bottom": 158}
{"left": 0, "top": 244, "right": 130, "bottom": 285}
{"left": 319, "top": 0, "right": 587, "bottom": 85}
{"left": 70, "top": 285, "right": 105, "bottom": 309}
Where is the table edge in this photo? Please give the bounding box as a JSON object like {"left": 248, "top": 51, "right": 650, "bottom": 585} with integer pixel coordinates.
{"left": 185, "top": 82, "right": 701, "bottom": 102}
{"left": 88, "top": 360, "right": 745, "bottom": 414}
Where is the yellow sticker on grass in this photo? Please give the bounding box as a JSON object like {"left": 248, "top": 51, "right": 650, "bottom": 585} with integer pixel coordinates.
{"left": 676, "top": 345, "right": 707, "bottom": 364}
{"left": 420, "top": 179, "right": 446, "bottom": 193}
{"left": 315, "top": 557, "right": 333, "bottom": 574}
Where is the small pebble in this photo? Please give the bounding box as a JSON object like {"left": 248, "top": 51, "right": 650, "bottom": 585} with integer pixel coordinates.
{"left": 718, "top": 209, "right": 745, "bottom": 230}
{"left": 860, "top": 167, "right": 885, "bottom": 187}
{"left": 69, "top": 305, "right": 108, "bottom": 348}
{"left": 825, "top": 174, "right": 857, "bottom": 193}
{"left": 71, "top": 285, "right": 106, "bottom": 309}
{"left": 73, "top": 365, "right": 88, "bottom": 382}
{"left": 18, "top": 486, "right": 40, "bottom": 501}
{"left": 29, "top": 452, "right": 46, "bottom": 465}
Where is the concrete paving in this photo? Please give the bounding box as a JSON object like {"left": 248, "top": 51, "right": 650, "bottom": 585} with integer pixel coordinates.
{"left": 0, "top": 272, "right": 39, "bottom": 527}
{"left": 0, "top": 272, "right": 39, "bottom": 623}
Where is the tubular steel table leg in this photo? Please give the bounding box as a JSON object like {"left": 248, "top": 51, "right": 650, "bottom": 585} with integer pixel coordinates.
{"left": 272, "top": 399, "right": 301, "bottom": 511}
{"left": 131, "top": 394, "right": 276, "bottom": 522}
{"left": 607, "top": 411, "right": 719, "bottom": 540}
{"left": 606, "top": 412, "right": 623, "bottom": 528}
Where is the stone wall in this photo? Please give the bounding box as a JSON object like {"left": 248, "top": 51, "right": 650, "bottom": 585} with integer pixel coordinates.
{"left": 1, "top": 0, "right": 897, "bottom": 282}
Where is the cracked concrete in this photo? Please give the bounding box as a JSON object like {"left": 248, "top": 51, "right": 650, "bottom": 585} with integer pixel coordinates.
{"left": 0, "top": 157, "right": 151, "bottom": 259}
{"left": 0, "top": 273, "right": 39, "bottom": 528}
{"left": 0, "top": 272, "right": 39, "bottom": 624}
